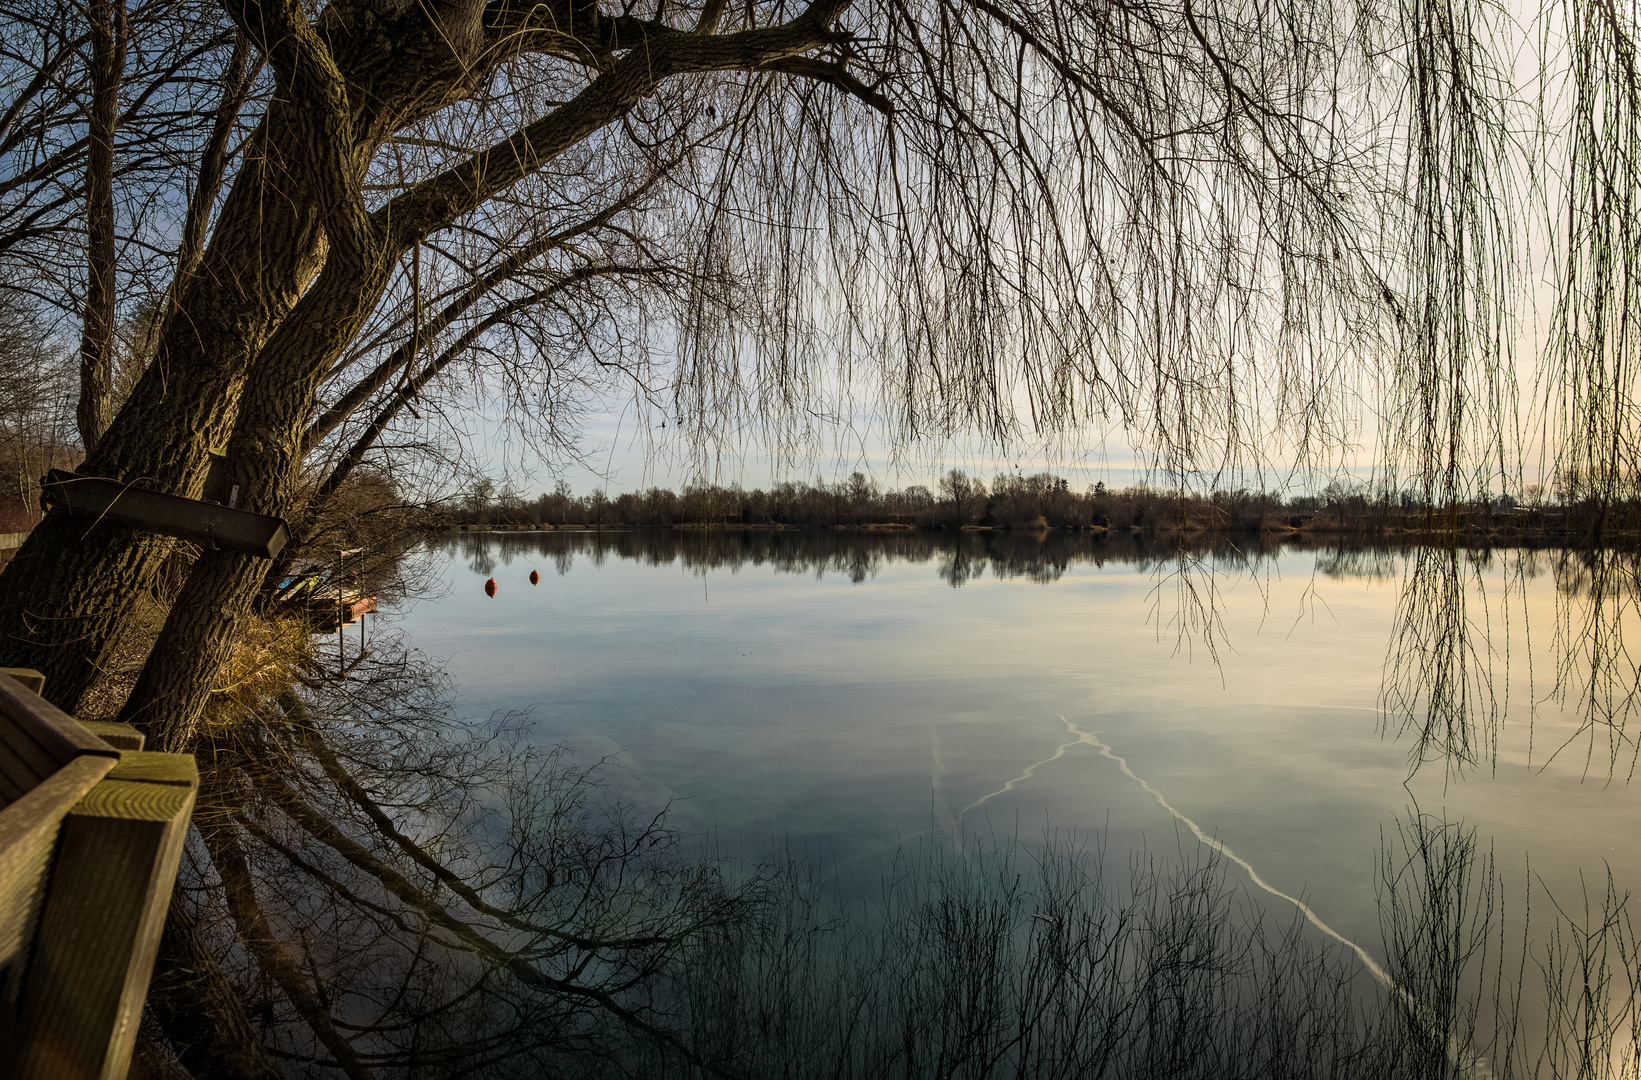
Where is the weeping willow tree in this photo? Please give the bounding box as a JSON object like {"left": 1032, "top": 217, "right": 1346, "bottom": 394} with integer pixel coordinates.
{"left": 0, "top": 0, "right": 1633, "bottom": 750}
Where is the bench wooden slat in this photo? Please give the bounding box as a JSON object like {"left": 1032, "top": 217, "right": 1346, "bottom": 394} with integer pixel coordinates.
{"left": 0, "top": 675, "right": 120, "bottom": 764}
{"left": 0, "top": 712, "right": 61, "bottom": 807}
{"left": 0, "top": 669, "right": 44, "bottom": 694}
{"left": 8, "top": 759, "right": 198, "bottom": 1080}
{"left": 76, "top": 721, "right": 144, "bottom": 752}
{"left": 0, "top": 671, "right": 198, "bottom": 1080}
{"left": 0, "top": 756, "right": 118, "bottom": 971}
{"left": 0, "top": 670, "right": 125, "bottom": 1001}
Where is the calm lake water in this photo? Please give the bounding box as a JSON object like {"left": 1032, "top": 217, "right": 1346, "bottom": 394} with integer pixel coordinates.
{"left": 392, "top": 530, "right": 1641, "bottom": 990}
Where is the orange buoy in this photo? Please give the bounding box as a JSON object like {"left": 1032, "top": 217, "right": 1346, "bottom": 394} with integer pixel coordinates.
{"left": 484, "top": 578, "right": 497, "bottom": 597}
{"left": 529, "top": 569, "right": 540, "bottom": 585}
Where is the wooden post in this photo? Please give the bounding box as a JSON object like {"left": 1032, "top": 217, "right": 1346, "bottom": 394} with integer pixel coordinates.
{"left": 8, "top": 751, "right": 197, "bottom": 1080}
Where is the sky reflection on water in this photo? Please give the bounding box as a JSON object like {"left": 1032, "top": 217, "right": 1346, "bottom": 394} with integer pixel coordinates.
{"left": 392, "top": 530, "right": 1641, "bottom": 975}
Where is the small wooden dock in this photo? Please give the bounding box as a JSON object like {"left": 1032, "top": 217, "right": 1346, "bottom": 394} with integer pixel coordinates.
{"left": 0, "top": 669, "right": 197, "bottom": 1079}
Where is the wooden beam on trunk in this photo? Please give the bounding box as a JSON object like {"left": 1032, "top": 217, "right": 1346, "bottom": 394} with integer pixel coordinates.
{"left": 41, "top": 470, "right": 290, "bottom": 559}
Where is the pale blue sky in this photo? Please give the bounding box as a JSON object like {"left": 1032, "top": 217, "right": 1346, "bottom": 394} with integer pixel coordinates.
{"left": 466, "top": 396, "right": 1395, "bottom": 499}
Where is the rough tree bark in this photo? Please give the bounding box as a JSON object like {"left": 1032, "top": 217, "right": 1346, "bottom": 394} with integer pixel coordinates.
{"left": 122, "top": 137, "right": 390, "bottom": 744}
{"left": 109, "top": 0, "right": 855, "bottom": 748}
{"left": 0, "top": 0, "right": 809, "bottom": 711}
{"left": 0, "top": 107, "right": 328, "bottom": 708}
{"left": 74, "top": 0, "right": 125, "bottom": 457}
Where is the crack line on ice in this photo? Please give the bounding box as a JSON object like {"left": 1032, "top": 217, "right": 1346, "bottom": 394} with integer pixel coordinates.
{"left": 950, "top": 708, "right": 1488, "bottom": 1077}
{"left": 1069, "top": 712, "right": 1393, "bottom": 987}
{"left": 965, "top": 710, "right": 1393, "bottom": 990}
{"left": 961, "top": 732, "right": 1086, "bottom": 813}
{"left": 1074, "top": 714, "right": 1493, "bottom": 1078}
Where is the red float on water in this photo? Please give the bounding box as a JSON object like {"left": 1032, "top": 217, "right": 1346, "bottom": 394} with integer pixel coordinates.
{"left": 529, "top": 570, "right": 540, "bottom": 585}
{"left": 484, "top": 578, "right": 497, "bottom": 597}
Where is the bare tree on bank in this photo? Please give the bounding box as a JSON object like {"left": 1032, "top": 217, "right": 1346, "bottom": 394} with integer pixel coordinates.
{"left": 0, "top": 0, "right": 1628, "bottom": 742}
{"left": 72, "top": 0, "right": 125, "bottom": 455}
{"left": 0, "top": 0, "right": 248, "bottom": 320}
{"left": 0, "top": 294, "right": 76, "bottom": 524}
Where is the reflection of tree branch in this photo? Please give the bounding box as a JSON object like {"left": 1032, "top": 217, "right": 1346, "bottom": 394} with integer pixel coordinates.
{"left": 205, "top": 819, "right": 377, "bottom": 1080}
{"left": 1381, "top": 545, "right": 1500, "bottom": 780}
{"left": 240, "top": 745, "right": 731, "bottom": 1073}
{"left": 257, "top": 702, "right": 681, "bottom": 951}
{"left": 146, "top": 890, "right": 283, "bottom": 1080}
{"left": 154, "top": 626, "right": 773, "bottom": 1072}
{"left": 237, "top": 815, "right": 443, "bottom": 944}
{"left": 1546, "top": 548, "right": 1641, "bottom": 780}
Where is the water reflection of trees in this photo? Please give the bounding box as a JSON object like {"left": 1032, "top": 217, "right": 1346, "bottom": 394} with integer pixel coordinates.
{"left": 1381, "top": 545, "right": 1504, "bottom": 778}
{"left": 425, "top": 527, "right": 1309, "bottom": 589}
{"left": 1314, "top": 546, "right": 1406, "bottom": 582}
{"left": 1546, "top": 549, "right": 1641, "bottom": 781}
{"left": 134, "top": 533, "right": 1641, "bottom": 1076}
{"left": 148, "top": 633, "right": 757, "bottom": 1077}
{"left": 1375, "top": 543, "right": 1641, "bottom": 783}
{"left": 147, "top": 648, "right": 1641, "bottom": 1080}
{"left": 430, "top": 529, "right": 1641, "bottom": 783}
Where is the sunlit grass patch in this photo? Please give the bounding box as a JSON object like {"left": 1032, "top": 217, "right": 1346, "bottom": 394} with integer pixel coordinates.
{"left": 201, "top": 613, "right": 316, "bottom": 737}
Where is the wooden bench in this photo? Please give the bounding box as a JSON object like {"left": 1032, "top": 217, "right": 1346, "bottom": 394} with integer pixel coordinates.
{"left": 0, "top": 671, "right": 197, "bottom": 1079}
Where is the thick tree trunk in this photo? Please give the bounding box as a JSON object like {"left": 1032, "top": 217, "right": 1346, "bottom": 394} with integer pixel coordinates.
{"left": 0, "top": 0, "right": 432, "bottom": 707}
{"left": 0, "top": 116, "right": 328, "bottom": 709}
{"left": 0, "top": 521, "right": 171, "bottom": 709}
{"left": 120, "top": 556, "right": 265, "bottom": 751}
{"left": 122, "top": 210, "right": 392, "bottom": 746}
{"left": 76, "top": 0, "right": 125, "bottom": 457}
{"left": 0, "top": 0, "right": 838, "bottom": 714}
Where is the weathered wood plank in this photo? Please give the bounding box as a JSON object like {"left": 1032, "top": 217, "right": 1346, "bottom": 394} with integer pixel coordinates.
{"left": 106, "top": 750, "right": 195, "bottom": 786}
{"left": 0, "top": 673, "right": 121, "bottom": 813}
{"left": 76, "top": 721, "right": 144, "bottom": 752}
{"left": 0, "top": 669, "right": 44, "bottom": 694}
{"left": 0, "top": 756, "right": 117, "bottom": 978}
{"left": 0, "top": 672, "right": 121, "bottom": 765}
{"left": 7, "top": 758, "right": 198, "bottom": 1080}
{"left": 0, "top": 663, "right": 195, "bottom": 1079}
{"left": 0, "top": 711, "right": 62, "bottom": 803}
{"left": 0, "top": 767, "right": 26, "bottom": 807}
{"left": 41, "top": 469, "right": 289, "bottom": 559}
{"left": 0, "top": 669, "right": 123, "bottom": 984}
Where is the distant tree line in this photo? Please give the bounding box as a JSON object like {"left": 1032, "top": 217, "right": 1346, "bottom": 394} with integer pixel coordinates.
{"left": 449, "top": 470, "right": 1617, "bottom": 537}
{"left": 0, "top": 302, "right": 78, "bottom": 532}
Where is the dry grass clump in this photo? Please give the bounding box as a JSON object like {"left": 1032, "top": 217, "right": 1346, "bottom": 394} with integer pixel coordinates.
{"left": 196, "top": 612, "right": 316, "bottom": 741}
{"left": 77, "top": 589, "right": 318, "bottom": 737}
